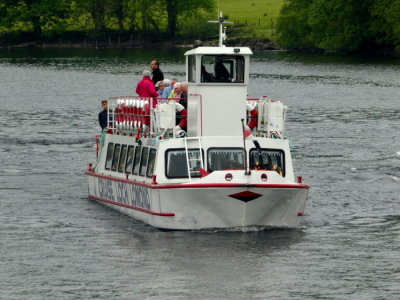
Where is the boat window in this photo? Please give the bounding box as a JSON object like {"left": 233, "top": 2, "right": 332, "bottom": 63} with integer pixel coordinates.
{"left": 139, "top": 147, "right": 149, "bottom": 177}
{"left": 249, "top": 149, "right": 285, "bottom": 176}
{"left": 125, "top": 146, "right": 135, "bottom": 174}
{"left": 165, "top": 148, "right": 203, "bottom": 178}
{"left": 201, "top": 55, "right": 245, "bottom": 83}
{"left": 188, "top": 55, "right": 196, "bottom": 83}
{"left": 146, "top": 149, "right": 157, "bottom": 178}
{"left": 118, "top": 144, "right": 128, "bottom": 173}
{"left": 105, "top": 143, "right": 114, "bottom": 170}
{"left": 111, "top": 144, "right": 121, "bottom": 172}
{"left": 132, "top": 145, "right": 142, "bottom": 175}
{"left": 207, "top": 148, "right": 245, "bottom": 171}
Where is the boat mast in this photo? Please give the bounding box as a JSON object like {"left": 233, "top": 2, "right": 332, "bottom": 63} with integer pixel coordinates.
{"left": 208, "top": 12, "right": 232, "bottom": 47}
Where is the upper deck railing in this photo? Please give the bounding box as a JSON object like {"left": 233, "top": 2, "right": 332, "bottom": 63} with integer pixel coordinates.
{"left": 105, "top": 96, "right": 287, "bottom": 139}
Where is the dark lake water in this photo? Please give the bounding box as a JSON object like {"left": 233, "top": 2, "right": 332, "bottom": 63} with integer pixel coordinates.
{"left": 1, "top": 47, "right": 399, "bottom": 299}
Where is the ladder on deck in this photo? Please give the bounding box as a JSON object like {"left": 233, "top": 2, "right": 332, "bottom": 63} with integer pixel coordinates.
{"left": 184, "top": 137, "right": 204, "bottom": 182}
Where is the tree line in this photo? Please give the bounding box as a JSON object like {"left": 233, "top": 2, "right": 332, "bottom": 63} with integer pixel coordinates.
{"left": 276, "top": 0, "right": 400, "bottom": 54}
{"left": 0, "top": 0, "right": 215, "bottom": 42}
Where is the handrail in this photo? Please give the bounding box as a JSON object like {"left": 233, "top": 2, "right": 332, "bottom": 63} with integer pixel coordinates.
{"left": 104, "top": 95, "right": 287, "bottom": 139}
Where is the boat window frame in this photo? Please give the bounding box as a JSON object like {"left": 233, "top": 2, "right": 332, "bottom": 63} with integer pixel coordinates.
{"left": 200, "top": 55, "right": 245, "bottom": 84}
{"left": 125, "top": 145, "right": 135, "bottom": 174}
{"left": 132, "top": 145, "right": 142, "bottom": 175}
{"left": 207, "top": 147, "right": 245, "bottom": 172}
{"left": 146, "top": 148, "right": 157, "bottom": 178}
{"left": 105, "top": 142, "right": 114, "bottom": 170}
{"left": 188, "top": 55, "right": 196, "bottom": 83}
{"left": 111, "top": 144, "right": 121, "bottom": 172}
{"left": 249, "top": 148, "right": 286, "bottom": 177}
{"left": 118, "top": 144, "right": 128, "bottom": 173}
{"left": 139, "top": 147, "right": 150, "bottom": 177}
{"left": 165, "top": 148, "right": 204, "bottom": 179}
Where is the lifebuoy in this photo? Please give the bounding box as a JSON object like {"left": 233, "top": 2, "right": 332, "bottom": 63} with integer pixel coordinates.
{"left": 143, "top": 101, "right": 150, "bottom": 125}
{"left": 175, "top": 102, "right": 187, "bottom": 130}
{"left": 247, "top": 104, "right": 258, "bottom": 130}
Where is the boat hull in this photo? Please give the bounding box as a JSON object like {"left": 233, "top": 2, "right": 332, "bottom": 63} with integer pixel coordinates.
{"left": 87, "top": 172, "right": 308, "bottom": 230}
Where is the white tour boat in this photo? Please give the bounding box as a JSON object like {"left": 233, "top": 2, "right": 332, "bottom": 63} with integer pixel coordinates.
{"left": 86, "top": 17, "right": 309, "bottom": 230}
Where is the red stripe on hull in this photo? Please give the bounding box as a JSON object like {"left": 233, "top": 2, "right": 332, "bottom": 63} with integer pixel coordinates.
{"left": 88, "top": 194, "right": 175, "bottom": 216}
{"left": 86, "top": 171, "right": 310, "bottom": 190}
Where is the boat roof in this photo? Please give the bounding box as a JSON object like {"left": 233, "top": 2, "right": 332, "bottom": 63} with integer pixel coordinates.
{"left": 184, "top": 46, "right": 253, "bottom": 56}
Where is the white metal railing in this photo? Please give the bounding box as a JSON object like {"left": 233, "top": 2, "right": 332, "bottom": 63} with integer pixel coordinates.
{"left": 104, "top": 96, "right": 287, "bottom": 139}
{"left": 106, "top": 96, "right": 187, "bottom": 138}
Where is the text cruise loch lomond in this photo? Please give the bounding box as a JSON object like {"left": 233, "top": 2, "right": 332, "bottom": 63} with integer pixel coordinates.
{"left": 86, "top": 17, "right": 309, "bottom": 230}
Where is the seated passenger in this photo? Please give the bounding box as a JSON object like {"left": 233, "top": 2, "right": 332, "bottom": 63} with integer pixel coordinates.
{"left": 214, "top": 61, "right": 230, "bottom": 82}
{"left": 168, "top": 82, "right": 181, "bottom": 99}
{"left": 180, "top": 82, "right": 188, "bottom": 109}
{"left": 273, "top": 164, "right": 283, "bottom": 176}
{"left": 161, "top": 79, "right": 173, "bottom": 101}
{"left": 155, "top": 80, "right": 165, "bottom": 97}
{"left": 201, "top": 65, "right": 214, "bottom": 82}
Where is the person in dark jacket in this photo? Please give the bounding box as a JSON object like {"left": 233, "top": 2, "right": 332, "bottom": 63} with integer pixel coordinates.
{"left": 98, "top": 100, "right": 108, "bottom": 130}
{"left": 150, "top": 60, "right": 164, "bottom": 84}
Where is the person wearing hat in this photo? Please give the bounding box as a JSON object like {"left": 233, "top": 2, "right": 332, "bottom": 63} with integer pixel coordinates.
{"left": 136, "top": 70, "right": 158, "bottom": 99}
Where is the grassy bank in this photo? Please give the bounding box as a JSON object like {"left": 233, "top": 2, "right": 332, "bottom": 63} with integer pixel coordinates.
{"left": 219, "top": 0, "right": 283, "bottom": 39}
{"left": 0, "top": 0, "right": 284, "bottom": 47}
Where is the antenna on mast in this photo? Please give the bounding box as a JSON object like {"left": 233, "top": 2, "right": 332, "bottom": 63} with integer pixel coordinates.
{"left": 208, "top": 12, "right": 233, "bottom": 47}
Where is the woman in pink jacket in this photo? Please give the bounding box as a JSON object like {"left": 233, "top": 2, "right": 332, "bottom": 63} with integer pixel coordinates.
{"left": 136, "top": 70, "right": 159, "bottom": 99}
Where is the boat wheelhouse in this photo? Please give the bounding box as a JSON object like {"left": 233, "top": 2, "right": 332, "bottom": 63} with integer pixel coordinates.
{"left": 86, "top": 17, "right": 309, "bottom": 230}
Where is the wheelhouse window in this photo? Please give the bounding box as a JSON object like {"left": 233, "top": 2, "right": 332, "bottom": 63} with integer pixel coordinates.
{"left": 139, "top": 147, "right": 149, "bottom": 177}
{"left": 125, "top": 146, "right": 135, "bottom": 174}
{"left": 201, "top": 55, "right": 245, "bottom": 83}
{"left": 188, "top": 55, "right": 196, "bottom": 83}
{"left": 105, "top": 143, "right": 114, "bottom": 170}
{"left": 118, "top": 145, "right": 128, "bottom": 173}
{"left": 111, "top": 144, "right": 121, "bottom": 172}
{"left": 146, "top": 149, "right": 157, "bottom": 178}
{"left": 165, "top": 148, "right": 202, "bottom": 178}
{"left": 249, "top": 149, "right": 285, "bottom": 176}
{"left": 133, "top": 145, "right": 142, "bottom": 175}
{"left": 207, "top": 148, "right": 245, "bottom": 171}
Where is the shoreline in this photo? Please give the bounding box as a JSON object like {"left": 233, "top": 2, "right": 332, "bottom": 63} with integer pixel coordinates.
{"left": 1, "top": 38, "right": 398, "bottom": 57}
{"left": 0, "top": 37, "right": 279, "bottom": 51}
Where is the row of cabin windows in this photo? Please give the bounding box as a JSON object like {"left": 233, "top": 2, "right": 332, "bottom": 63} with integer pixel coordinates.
{"left": 166, "top": 147, "right": 285, "bottom": 178}
{"left": 105, "top": 143, "right": 156, "bottom": 178}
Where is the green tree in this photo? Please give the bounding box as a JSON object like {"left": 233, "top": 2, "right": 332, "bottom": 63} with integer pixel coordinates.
{"left": 73, "top": 0, "right": 106, "bottom": 32}
{"left": 277, "top": 0, "right": 395, "bottom": 53}
{"left": 0, "top": 0, "right": 71, "bottom": 38}
{"left": 308, "top": 0, "right": 374, "bottom": 51}
{"left": 165, "top": 0, "right": 215, "bottom": 37}
{"left": 108, "top": 0, "right": 126, "bottom": 31}
{"left": 371, "top": 0, "right": 400, "bottom": 51}
{"left": 276, "top": 0, "right": 313, "bottom": 48}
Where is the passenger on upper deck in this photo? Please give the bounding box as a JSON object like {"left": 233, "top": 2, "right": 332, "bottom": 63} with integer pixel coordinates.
{"left": 155, "top": 80, "right": 165, "bottom": 97}
{"left": 161, "top": 79, "right": 171, "bottom": 102}
{"left": 163, "top": 78, "right": 177, "bottom": 99}
{"left": 168, "top": 82, "right": 181, "bottom": 99}
{"left": 180, "top": 82, "right": 188, "bottom": 109}
{"left": 98, "top": 100, "right": 108, "bottom": 130}
{"left": 150, "top": 60, "right": 164, "bottom": 84}
{"left": 136, "top": 70, "right": 158, "bottom": 100}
